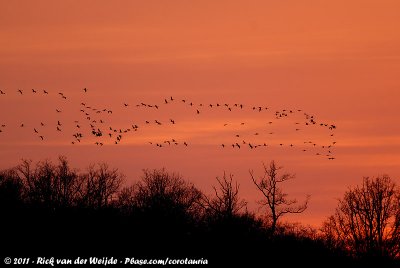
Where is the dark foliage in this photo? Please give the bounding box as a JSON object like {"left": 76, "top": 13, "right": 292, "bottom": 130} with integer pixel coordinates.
{"left": 1, "top": 157, "right": 399, "bottom": 267}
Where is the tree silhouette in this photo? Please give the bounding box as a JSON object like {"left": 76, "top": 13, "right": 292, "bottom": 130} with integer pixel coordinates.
{"left": 79, "top": 163, "right": 123, "bottom": 209}
{"left": 201, "top": 172, "right": 247, "bottom": 220}
{"left": 15, "top": 157, "right": 123, "bottom": 210}
{"left": 322, "top": 175, "right": 400, "bottom": 260}
{"left": 117, "top": 184, "right": 136, "bottom": 215}
{"left": 0, "top": 168, "right": 24, "bottom": 210}
{"left": 129, "top": 168, "right": 203, "bottom": 238}
{"left": 134, "top": 168, "right": 202, "bottom": 213}
{"left": 3, "top": 156, "right": 396, "bottom": 265}
{"left": 16, "top": 157, "right": 81, "bottom": 208}
{"left": 249, "top": 160, "right": 310, "bottom": 235}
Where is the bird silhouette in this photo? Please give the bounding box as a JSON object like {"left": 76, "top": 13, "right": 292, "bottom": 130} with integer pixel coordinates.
{"left": 0, "top": 90, "right": 337, "bottom": 159}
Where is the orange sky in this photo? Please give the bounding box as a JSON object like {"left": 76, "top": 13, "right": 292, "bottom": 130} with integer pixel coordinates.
{"left": 1, "top": 0, "right": 400, "bottom": 227}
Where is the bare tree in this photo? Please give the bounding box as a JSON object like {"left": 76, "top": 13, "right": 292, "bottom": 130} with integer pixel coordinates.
{"left": 117, "top": 185, "right": 136, "bottom": 215}
{"left": 202, "top": 172, "right": 247, "bottom": 219}
{"left": 17, "top": 157, "right": 81, "bottom": 208}
{"left": 53, "top": 156, "right": 81, "bottom": 207}
{"left": 249, "top": 160, "right": 309, "bottom": 235}
{"left": 16, "top": 157, "right": 123, "bottom": 210}
{"left": 322, "top": 175, "right": 400, "bottom": 259}
{"left": 133, "top": 168, "right": 202, "bottom": 216}
{"left": 79, "top": 163, "right": 123, "bottom": 209}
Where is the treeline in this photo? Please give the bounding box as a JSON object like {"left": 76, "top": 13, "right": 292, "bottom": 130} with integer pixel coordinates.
{"left": 1, "top": 156, "right": 399, "bottom": 267}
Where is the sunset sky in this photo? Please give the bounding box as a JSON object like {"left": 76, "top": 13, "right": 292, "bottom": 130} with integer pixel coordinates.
{"left": 1, "top": 0, "right": 400, "bottom": 226}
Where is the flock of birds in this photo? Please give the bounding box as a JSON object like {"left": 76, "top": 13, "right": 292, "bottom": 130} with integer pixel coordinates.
{"left": 0, "top": 88, "right": 337, "bottom": 160}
